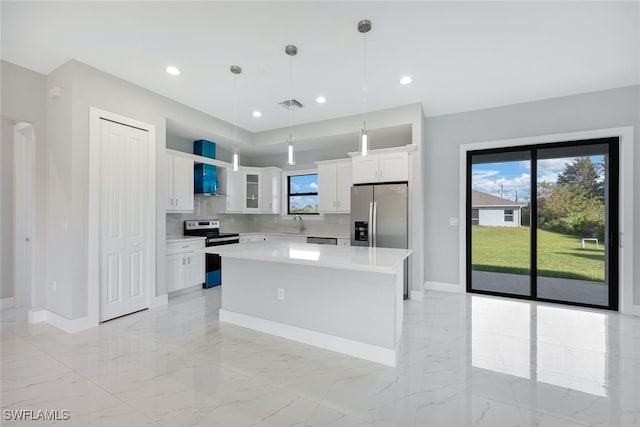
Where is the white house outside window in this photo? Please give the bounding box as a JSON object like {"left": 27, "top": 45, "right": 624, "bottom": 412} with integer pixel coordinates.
{"left": 504, "top": 209, "right": 514, "bottom": 222}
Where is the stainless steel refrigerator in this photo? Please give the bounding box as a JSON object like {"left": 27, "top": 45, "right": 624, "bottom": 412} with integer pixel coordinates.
{"left": 351, "top": 183, "right": 409, "bottom": 299}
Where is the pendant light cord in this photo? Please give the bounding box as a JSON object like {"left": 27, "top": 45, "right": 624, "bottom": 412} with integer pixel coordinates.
{"left": 362, "top": 30, "right": 367, "bottom": 132}
{"left": 234, "top": 73, "right": 238, "bottom": 150}
{"left": 289, "top": 52, "right": 293, "bottom": 142}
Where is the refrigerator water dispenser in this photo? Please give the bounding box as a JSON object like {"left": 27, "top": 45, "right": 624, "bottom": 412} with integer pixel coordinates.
{"left": 354, "top": 221, "right": 369, "bottom": 242}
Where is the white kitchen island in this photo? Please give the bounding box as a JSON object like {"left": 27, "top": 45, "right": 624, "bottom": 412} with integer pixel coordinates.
{"left": 203, "top": 242, "right": 411, "bottom": 366}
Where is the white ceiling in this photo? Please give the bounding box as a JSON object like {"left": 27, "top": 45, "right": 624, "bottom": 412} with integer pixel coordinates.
{"left": 2, "top": 1, "right": 639, "bottom": 134}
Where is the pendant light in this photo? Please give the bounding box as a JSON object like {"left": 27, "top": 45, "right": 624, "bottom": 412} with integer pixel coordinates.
{"left": 230, "top": 65, "right": 241, "bottom": 172}
{"left": 285, "top": 44, "right": 297, "bottom": 166}
{"left": 358, "top": 19, "right": 371, "bottom": 157}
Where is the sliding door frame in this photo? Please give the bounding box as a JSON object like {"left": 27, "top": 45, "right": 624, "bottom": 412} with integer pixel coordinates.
{"left": 466, "top": 137, "right": 619, "bottom": 311}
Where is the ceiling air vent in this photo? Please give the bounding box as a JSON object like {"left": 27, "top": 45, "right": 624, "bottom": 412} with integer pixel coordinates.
{"left": 278, "top": 99, "right": 304, "bottom": 109}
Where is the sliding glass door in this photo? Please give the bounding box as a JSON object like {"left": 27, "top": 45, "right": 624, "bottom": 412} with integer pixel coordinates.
{"left": 467, "top": 138, "right": 619, "bottom": 310}
{"left": 468, "top": 149, "right": 531, "bottom": 297}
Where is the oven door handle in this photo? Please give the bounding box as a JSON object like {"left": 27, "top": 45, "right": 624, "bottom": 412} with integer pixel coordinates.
{"left": 207, "top": 238, "right": 240, "bottom": 246}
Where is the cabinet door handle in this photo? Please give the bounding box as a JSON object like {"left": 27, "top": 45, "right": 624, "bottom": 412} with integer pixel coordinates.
{"left": 187, "top": 258, "right": 190, "bottom": 265}
{"left": 337, "top": 200, "right": 340, "bottom": 208}
{"left": 182, "top": 258, "right": 186, "bottom": 265}
{"left": 380, "top": 170, "right": 383, "bottom": 179}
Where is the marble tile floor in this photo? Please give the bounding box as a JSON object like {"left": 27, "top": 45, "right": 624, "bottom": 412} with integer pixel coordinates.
{"left": 1, "top": 287, "right": 640, "bottom": 427}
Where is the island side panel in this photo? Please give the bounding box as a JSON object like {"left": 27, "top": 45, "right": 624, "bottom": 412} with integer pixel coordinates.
{"left": 220, "top": 258, "right": 400, "bottom": 350}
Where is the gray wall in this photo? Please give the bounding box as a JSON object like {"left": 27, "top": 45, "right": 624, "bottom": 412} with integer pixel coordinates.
{"left": 423, "top": 85, "right": 640, "bottom": 304}
{"left": 1, "top": 61, "right": 47, "bottom": 310}
{"left": 45, "top": 60, "right": 252, "bottom": 318}
{"left": 1, "top": 118, "right": 14, "bottom": 299}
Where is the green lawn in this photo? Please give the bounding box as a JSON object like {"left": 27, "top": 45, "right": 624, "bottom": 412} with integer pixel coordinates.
{"left": 472, "top": 226, "right": 605, "bottom": 282}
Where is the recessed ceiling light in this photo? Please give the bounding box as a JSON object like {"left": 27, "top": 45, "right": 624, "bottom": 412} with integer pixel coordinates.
{"left": 166, "top": 66, "right": 181, "bottom": 76}
{"left": 316, "top": 96, "right": 327, "bottom": 104}
{"left": 400, "top": 76, "right": 412, "bottom": 85}
{"left": 252, "top": 111, "right": 262, "bottom": 118}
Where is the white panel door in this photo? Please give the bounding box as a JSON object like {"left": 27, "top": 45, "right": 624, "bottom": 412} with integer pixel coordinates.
{"left": 352, "top": 155, "right": 379, "bottom": 184}
{"left": 318, "top": 164, "right": 338, "bottom": 212}
{"left": 336, "top": 161, "right": 352, "bottom": 212}
{"left": 172, "top": 156, "right": 194, "bottom": 211}
{"left": 100, "top": 119, "right": 149, "bottom": 321}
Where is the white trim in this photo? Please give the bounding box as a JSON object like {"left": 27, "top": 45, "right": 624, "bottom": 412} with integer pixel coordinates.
{"left": 219, "top": 309, "right": 398, "bottom": 367}
{"left": 149, "top": 294, "right": 168, "bottom": 308}
{"left": 27, "top": 310, "right": 94, "bottom": 333}
{"left": 347, "top": 144, "right": 418, "bottom": 158}
{"left": 89, "top": 108, "right": 157, "bottom": 326}
{"left": 409, "top": 289, "right": 424, "bottom": 301}
{"left": 28, "top": 309, "right": 46, "bottom": 324}
{"left": 459, "top": 127, "right": 635, "bottom": 314}
{"left": 425, "top": 280, "right": 464, "bottom": 293}
{"left": 1, "top": 297, "right": 15, "bottom": 309}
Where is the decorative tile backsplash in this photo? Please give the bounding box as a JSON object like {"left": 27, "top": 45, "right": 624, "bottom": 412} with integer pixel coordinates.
{"left": 166, "top": 195, "right": 350, "bottom": 237}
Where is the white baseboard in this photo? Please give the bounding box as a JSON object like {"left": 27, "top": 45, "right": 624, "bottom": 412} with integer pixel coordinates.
{"left": 28, "top": 310, "right": 46, "bottom": 323}
{"left": 219, "top": 309, "right": 398, "bottom": 367}
{"left": 621, "top": 303, "right": 640, "bottom": 316}
{"left": 150, "top": 294, "right": 168, "bottom": 308}
{"left": 1, "top": 297, "right": 15, "bottom": 309}
{"left": 409, "top": 289, "right": 424, "bottom": 301}
{"left": 424, "top": 281, "right": 464, "bottom": 293}
{"left": 28, "top": 310, "right": 96, "bottom": 333}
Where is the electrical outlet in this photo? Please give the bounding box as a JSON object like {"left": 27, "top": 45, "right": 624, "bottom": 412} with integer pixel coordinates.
{"left": 277, "top": 288, "right": 285, "bottom": 301}
{"left": 449, "top": 217, "right": 459, "bottom": 226}
{"left": 52, "top": 281, "right": 57, "bottom": 292}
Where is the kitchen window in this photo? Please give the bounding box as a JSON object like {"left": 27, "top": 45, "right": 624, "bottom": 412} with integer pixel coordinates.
{"left": 288, "top": 174, "right": 319, "bottom": 214}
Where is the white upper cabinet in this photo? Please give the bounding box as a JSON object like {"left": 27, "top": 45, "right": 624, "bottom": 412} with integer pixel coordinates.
{"left": 352, "top": 155, "right": 379, "bottom": 184}
{"left": 378, "top": 151, "right": 409, "bottom": 182}
{"left": 351, "top": 150, "right": 409, "bottom": 184}
{"left": 218, "top": 166, "right": 282, "bottom": 214}
{"left": 261, "top": 167, "right": 282, "bottom": 214}
{"left": 317, "top": 159, "right": 352, "bottom": 213}
{"left": 217, "top": 167, "right": 243, "bottom": 213}
{"left": 243, "top": 168, "right": 262, "bottom": 212}
{"left": 336, "top": 161, "right": 353, "bottom": 212}
{"left": 166, "top": 153, "right": 194, "bottom": 212}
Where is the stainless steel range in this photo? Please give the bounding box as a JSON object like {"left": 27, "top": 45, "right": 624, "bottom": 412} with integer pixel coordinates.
{"left": 183, "top": 220, "right": 239, "bottom": 288}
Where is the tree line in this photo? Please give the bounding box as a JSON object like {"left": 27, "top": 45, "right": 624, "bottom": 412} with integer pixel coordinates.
{"left": 534, "top": 157, "right": 605, "bottom": 239}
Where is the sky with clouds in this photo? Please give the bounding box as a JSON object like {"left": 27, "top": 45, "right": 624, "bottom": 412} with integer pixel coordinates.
{"left": 289, "top": 174, "right": 319, "bottom": 211}
{"left": 472, "top": 156, "right": 604, "bottom": 203}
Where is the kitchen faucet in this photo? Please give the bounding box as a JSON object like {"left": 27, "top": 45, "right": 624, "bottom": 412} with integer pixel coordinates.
{"left": 292, "top": 215, "right": 305, "bottom": 233}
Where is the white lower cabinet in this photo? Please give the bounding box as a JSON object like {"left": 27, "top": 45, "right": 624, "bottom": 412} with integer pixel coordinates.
{"left": 166, "top": 239, "right": 205, "bottom": 293}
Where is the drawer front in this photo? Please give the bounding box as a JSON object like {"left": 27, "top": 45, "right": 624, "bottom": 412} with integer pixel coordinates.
{"left": 166, "top": 240, "right": 205, "bottom": 255}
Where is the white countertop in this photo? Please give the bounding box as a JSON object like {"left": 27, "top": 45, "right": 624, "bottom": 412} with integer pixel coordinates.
{"left": 240, "top": 232, "right": 350, "bottom": 239}
{"left": 166, "top": 235, "right": 206, "bottom": 244}
{"left": 202, "top": 241, "right": 411, "bottom": 274}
